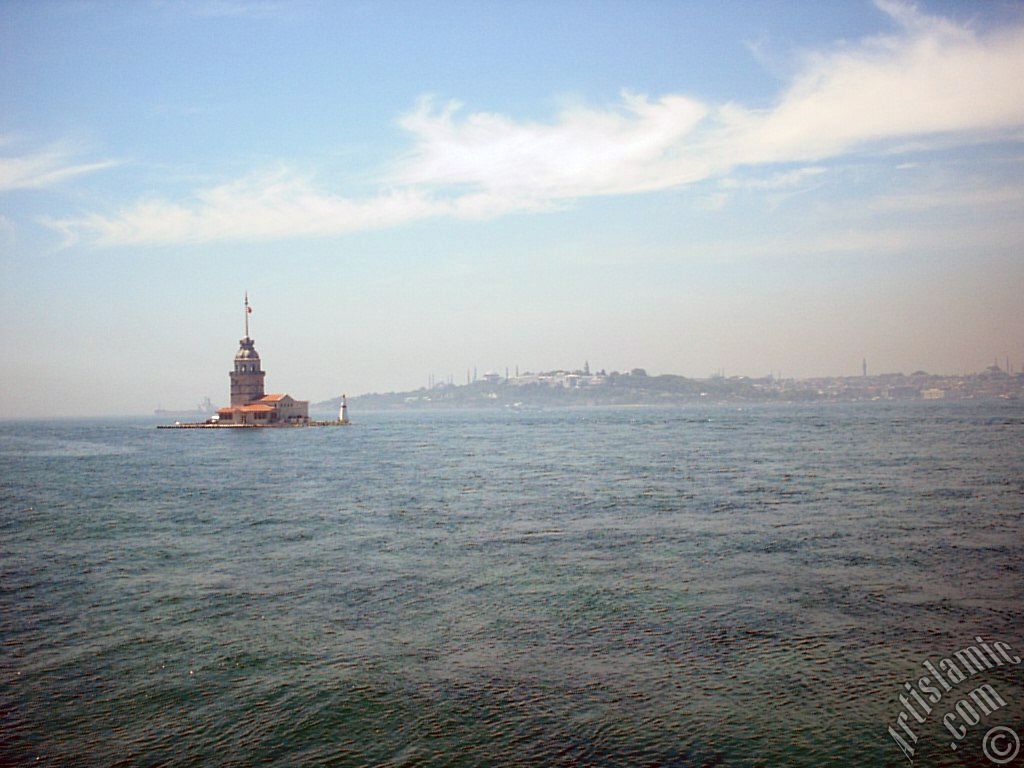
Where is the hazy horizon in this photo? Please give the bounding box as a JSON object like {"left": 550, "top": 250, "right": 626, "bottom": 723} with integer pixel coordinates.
{"left": 2, "top": 1, "right": 1023, "bottom": 418}
{"left": 1, "top": 356, "right": 1016, "bottom": 421}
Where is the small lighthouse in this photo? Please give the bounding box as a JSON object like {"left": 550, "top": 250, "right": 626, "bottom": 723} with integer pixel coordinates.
{"left": 339, "top": 394, "right": 350, "bottom": 425}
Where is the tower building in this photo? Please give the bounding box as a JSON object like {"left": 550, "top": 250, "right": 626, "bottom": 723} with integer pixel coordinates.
{"left": 216, "top": 294, "right": 309, "bottom": 426}
{"left": 230, "top": 295, "right": 266, "bottom": 405}
{"left": 230, "top": 337, "right": 265, "bottom": 404}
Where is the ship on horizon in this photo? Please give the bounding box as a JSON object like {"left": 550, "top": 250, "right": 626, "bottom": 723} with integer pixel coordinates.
{"left": 154, "top": 396, "right": 215, "bottom": 420}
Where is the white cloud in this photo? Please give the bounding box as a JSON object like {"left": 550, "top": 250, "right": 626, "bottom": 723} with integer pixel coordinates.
{"left": 394, "top": 92, "right": 709, "bottom": 199}
{"left": 0, "top": 141, "right": 117, "bottom": 192}
{"left": 716, "top": 1, "right": 1024, "bottom": 166}
{"left": 392, "top": 0, "right": 1024, "bottom": 199}
{"left": 47, "top": 0, "right": 1024, "bottom": 246}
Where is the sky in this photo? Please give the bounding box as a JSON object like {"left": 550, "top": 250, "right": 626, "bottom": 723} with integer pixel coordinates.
{"left": 1, "top": 0, "right": 1023, "bottom": 417}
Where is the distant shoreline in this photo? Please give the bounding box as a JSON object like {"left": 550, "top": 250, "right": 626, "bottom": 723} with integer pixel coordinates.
{"left": 316, "top": 367, "right": 1022, "bottom": 413}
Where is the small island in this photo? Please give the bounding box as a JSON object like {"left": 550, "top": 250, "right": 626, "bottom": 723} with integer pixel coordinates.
{"left": 159, "top": 295, "right": 348, "bottom": 429}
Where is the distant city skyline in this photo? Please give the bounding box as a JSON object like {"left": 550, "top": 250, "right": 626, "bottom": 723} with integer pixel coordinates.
{"left": 2, "top": 1, "right": 1023, "bottom": 417}
{"left": 334, "top": 360, "right": 1023, "bottom": 411}
{"left": 419, "top": 355, "right": 1022, "bottom": 388}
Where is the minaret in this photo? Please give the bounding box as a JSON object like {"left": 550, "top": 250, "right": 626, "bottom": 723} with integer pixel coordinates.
{"left": 229, "top": 293, "right": 266, "bottom": 406}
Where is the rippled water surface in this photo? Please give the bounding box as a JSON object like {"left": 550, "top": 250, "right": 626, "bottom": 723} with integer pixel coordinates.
{"left": 2, "top": 402, "right": 1022, "bottom": 766}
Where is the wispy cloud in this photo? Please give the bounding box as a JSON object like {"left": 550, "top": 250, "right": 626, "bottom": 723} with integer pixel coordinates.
{"left": 44, "top": 171, "right": 442, "bottom": 247}
{"left": 48, "top": 1, "right": 1024, "bottom": 246}
{"left": 866, "top": 184, "right": 1024, "bottom": 213}
{"left": 720, "top": 166, "right": 828, "bottom": 191}
{"left": 182, "top": 0, "right": 292, "bottom": 20}
{"left": 0, "top": 140, "right": 118, "bottom": 193}
{"left": 674, "top": 218, "right": 1024, "bottom": 264}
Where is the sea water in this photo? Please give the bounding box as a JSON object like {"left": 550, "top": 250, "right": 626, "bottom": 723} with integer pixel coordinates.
{"left": 1, "top": 402, "right": 1022, "bottom": 766}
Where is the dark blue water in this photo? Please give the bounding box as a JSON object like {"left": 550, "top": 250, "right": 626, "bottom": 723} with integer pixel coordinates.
{"left": 2, "top": 403, "right": 1022, "bottom": 766}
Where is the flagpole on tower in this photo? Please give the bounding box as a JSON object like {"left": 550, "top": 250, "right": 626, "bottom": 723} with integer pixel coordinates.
{"left": 244, "top": 292, "right": 250, "bottom": 338}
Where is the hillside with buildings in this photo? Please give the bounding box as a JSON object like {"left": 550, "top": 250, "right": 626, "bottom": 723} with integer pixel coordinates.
{"left": 315, "top": 364, "right": 1023, "bottom": 413}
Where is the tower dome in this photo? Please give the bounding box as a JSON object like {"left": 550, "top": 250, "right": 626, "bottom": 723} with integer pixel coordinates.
{"left": 235, "top": 339, "right": 261, "bottom": 361}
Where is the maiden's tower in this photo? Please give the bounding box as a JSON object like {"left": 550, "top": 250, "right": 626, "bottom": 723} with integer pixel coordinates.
{"left": 214, "top": 294, "right": 309, "bottom": 426}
